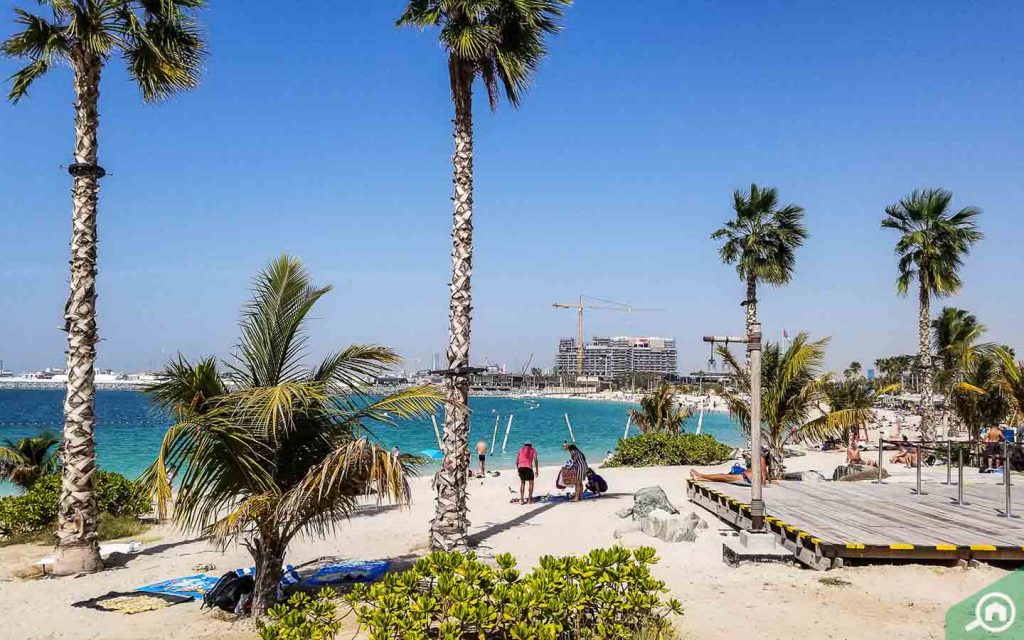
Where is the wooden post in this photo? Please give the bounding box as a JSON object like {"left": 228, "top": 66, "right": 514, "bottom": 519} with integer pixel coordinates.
{"left": 430, "top": 414, "right": 442, "bottom": 449}
{"left": 564, "top": 413, "right": 576, "bottom": 443}
{"left": 490, "top": 415, "right": 500, "bottom": 454}
{"left": 501, "top": 415, "right": 514, "bottom": 454}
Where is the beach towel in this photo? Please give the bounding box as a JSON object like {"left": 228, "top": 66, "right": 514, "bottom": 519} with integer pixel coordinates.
{"left": 136, "top": 574, "right": 221, "bottom": 599}
{"left": 302, "top": 560, "right": 390, "bottom": 586}
{"left": 535, "top": 490, "right": 599, "bottom": 504}
{"left": 73, "top": 591, "right": 193, "bottom": 614}
{"left": 135, "top": 565, "right": 299, "bottom": 600}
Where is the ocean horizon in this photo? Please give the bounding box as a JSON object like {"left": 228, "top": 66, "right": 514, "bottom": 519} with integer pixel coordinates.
{"left": 0, "top": 389, "right": 743, "bottom": 496}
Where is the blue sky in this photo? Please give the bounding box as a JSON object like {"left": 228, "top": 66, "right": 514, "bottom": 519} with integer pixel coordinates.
{"left": 1, "top": 1, "right": 1022, "bottom": 375}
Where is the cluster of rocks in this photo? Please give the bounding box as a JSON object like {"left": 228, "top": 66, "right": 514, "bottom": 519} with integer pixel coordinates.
{"left": 833, "top": 463, "right": 889, "bottom": 482}
{"left": 614, "top": 486, "right": 707, "bottom": 543}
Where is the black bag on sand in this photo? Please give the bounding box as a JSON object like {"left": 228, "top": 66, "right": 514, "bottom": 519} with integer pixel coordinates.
{"left": 203, "top": 571, "right": 255, "bottom": 612}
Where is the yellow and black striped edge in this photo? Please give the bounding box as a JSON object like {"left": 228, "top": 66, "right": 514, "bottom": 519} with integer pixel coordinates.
{"left": 686, "top": 480, "right": 1024, "bottom": 560}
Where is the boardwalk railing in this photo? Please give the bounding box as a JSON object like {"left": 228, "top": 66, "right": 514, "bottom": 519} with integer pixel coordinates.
{"left": 877, "top": 438, "right": 1022, "bottom": 519}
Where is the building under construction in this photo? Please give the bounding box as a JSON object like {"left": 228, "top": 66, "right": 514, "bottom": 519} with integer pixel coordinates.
{"left": 555, "top": 336, "right": 677, "bottom": 378}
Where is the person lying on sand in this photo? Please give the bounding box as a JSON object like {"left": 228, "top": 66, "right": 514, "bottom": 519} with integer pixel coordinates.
{"left": 689, "top": 453, "right": 767, "bottom": 487}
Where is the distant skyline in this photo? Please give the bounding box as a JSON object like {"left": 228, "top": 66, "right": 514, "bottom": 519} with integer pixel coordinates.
{"left": 1, "top": 1, "right": 1022, "bottom": 375}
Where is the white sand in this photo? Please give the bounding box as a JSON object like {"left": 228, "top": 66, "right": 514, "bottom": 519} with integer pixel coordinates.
{"left": 0, "top": 451, "right": 1007, "bottom": 639}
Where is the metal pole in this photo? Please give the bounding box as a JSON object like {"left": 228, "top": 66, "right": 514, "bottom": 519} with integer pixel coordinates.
{"left": 914, "top": 444, "right": 925, "bottom": 495}
{"left": 877, "top": 438, "right": 884, "bottom": 485}
{"left": 490, "top": 415, "right": 500, "bottom": 454}
{"left": 564, "top": 413, "right": 576, "bottom": 443}
{"left": 945, "top": 440, "right": 952, "bottom": 485}
{"left": 501, "top": 415, "right": 514, "bottom": 454}
{"left": 622, "top": 415, "right": 632, "bottom": 440}
{"left": 748, "top": 323, "right": 764, "bottom": 531}
{"left": 1004, "top": 441, "right": 1012, "bottom": 518}
{"left": 957, "top": 446, "right": 965, "bottom": 505}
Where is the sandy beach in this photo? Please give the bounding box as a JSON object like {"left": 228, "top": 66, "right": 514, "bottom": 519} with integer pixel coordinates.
{"left": 0, "top": 448, "right": 1007, "bottom": 640}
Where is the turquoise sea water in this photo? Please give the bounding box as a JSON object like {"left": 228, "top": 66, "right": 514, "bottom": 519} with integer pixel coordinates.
{"left": 0, "top": 389, "right": 742, "bottom": 495}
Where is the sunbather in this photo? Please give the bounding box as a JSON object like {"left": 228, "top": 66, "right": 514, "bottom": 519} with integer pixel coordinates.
{"left": 846, "top": 445, "right": 877, "bottom": 467}
{"left": 689, "top": 453, "right": 767, "bottom": 487}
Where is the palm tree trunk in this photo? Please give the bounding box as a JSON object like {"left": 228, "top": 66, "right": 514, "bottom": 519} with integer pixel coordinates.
{"left": 745, "top": 275, "right": 757, "bottom": 372}
{"left": 430, "top": 58, "right": 474, "bottom": 552}
{"left": 250, "top": 533, "right": 286, "bottom": 616}
{"left": 918, "top": 281, "right": 935, "bottom": 440}
{"left": 54, "top": 55, "right": 104, "bottom": 576}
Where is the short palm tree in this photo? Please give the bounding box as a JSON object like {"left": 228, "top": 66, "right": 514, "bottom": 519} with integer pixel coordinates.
{"left": 933, "top": 307, "right": 986, "bottom": 375}
{"left": 825, "top": 379, "right": 899, "bottom": 445}
{"left": 996, "top": 348, "right": 1024, "bottom": 426}
{"left": 881, "top": 189, "right": 983, "bottom": 439}
{"left": 3, "top": 0, "right": 205, "bottom": 575}
{"left": 397, "top": 0, "right": 570, "bottom": 552}
{"left": 628, "top": 383, "right": 693, "bottom": 435}
{"left": 0, "top": 432, "right": 60, "bottom": 489}
{"left": 142, "top": 256, "right": 442, "bottom": 615}
{"left": 718, "top": 333, "right": 851, "bottom": 478}
{"left": 843, "top": 361, "right": 863, "bottom": 379}
{"left": 949, "top": 352, "right": 1009, "bottom": 438}
{"left": 711, "top": 184, "right": 808, "bottom": 367}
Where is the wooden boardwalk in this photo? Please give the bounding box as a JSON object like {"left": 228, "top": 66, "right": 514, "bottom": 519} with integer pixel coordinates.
{"left": 687, "top": 478, "right": 1024, "bottom": 570}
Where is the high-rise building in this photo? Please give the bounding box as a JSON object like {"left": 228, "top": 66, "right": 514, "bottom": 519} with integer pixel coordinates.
{"left": 555, "top": 336, "right": 677, "bottom": 378}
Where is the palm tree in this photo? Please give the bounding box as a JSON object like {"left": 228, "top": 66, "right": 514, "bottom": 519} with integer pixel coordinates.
{"left": 996, "top": 348, "right": 1024, "bottom": 426}
{"left": 397, "top": 0, "right": 570, "bottom": 552}
{"left": 843, "top": 361, "right": 863, "bottom": 379}
{"left": 628, "top": 384, "right": 693, "bottom": 435}
{"left": 825, "top": 379, "right": 899, "bottom": 445}
{"left": 718, "top": 333, "right": 852, "bottom": 478}
{"left": 881, "top": 189, "right": 983, "bottom": 440}
{"left": 3, "top": 0, "right": 205, "bottom": 575}
{"left": 933, "top": 307, "right": 986, "bottom": 374}
{"left": 143, "top": 256, "right": 442, "bottom": 615}
{"left": 711, "top": 184, "right": 808, "bottom": 367}
{"left": 0, "top": 432, "right": 60, "bottom": 489}
{"left": 949, "top": 352, "right": 1008, "bottom": 439}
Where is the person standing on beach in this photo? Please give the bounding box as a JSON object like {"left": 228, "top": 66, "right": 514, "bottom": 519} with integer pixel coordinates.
{"left": 515, "top": 442, "right": 539, "bottom": 504}
{"left": 476, "top": 440, "right": 488, "bottom": 476}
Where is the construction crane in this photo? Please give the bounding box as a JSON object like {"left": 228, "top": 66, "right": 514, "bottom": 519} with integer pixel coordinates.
{"left": 552, "top": 295, "right": 660, "bottom": 378}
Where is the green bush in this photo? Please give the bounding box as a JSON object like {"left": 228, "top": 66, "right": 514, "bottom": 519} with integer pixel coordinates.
{"left": 257, "top": 588, "right": 342, "bottom": 640}
{"left": 605, "top": 433, "right": 732, "bottom": 468}
{"left": 0, "top": 470, "right": 151, "bottom": 539}
{"left": 346, "top": 546, "right": 683, "bottom": 640}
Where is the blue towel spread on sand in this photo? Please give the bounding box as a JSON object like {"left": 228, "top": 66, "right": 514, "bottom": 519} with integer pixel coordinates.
{"left": 136, "top": 574, "right": 221, "bottom": 599}
{"left": 303, "top": 560, "right": 390, "bottom": 586}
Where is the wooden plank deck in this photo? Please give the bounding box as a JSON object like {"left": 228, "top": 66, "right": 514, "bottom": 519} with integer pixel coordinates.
{"left": 687, "top": 478, "right": 1024, "bottom": 570}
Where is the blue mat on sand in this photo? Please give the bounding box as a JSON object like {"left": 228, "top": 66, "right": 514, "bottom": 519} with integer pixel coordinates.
{"left": 137, "top": 574, "right": 221, "bottom": 600}
{"left": 303, "top": 560, "right": 390, "bottom": 586}
{"left": 536, "top": 491, "right": 599, "bottom": 504}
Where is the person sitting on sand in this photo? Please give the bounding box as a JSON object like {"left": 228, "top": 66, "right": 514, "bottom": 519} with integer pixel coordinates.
{"left": 890, "top": 435, "right": 912, "bottom": 466}
{"left": 690, "top": 453, "right": 768, "bottom": 487}
{"left": 846, "top": 445, "right": 877, "bottom": 467}
{"left": 515, "top": 441, "right": 539, "bottom": 505}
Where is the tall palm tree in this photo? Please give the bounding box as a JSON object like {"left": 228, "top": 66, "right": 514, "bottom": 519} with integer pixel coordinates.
{"left": 397, "top": 0, "right": 570, "bottom": 552}
{"left": 143, "top": 256, "right": 442, "bottom": 615}
{"left": 711, "top": 184, "right": 808, "bottom": 367}
{"left": 3, "top": 0, "right": 205, "bottom": 574}
{"left": 825, "top": 379, "right": 899, "bottom": 445}
{"left": 881, "top": 189, "right": 982, "bottom": 440}
{"left": 717, "top": 333, "right": 850, "bottom": 478}
{"left": 843, "top": 361, "right": 863, "bottom": 379}
{"left": 0, "top": 432, "right": 60, "bottom": 489}
{"left": 628, "top": 383, "right": 693, "bottom": 435}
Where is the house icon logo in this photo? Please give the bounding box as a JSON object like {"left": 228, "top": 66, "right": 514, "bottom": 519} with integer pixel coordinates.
{"left": 948, "top": 570, "right": 1024, "bottom": 638}
{"left": 965, "top": 593, "right": 1016, "bottom": 633}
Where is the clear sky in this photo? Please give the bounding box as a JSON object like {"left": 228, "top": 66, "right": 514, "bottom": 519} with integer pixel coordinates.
{"left": 1, "top": 1, "right": 1022, "bottom": 375}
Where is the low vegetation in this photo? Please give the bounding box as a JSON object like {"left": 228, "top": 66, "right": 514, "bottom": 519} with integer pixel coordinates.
{"left": 605, "top": 433, "right": 732, "bottom": 468}
{"left": 0, "top": 470, "right": 151, "bottom": 540}
{"left": 257, "top": 589, "right": 343, "bottom": 640}
{"left": 345, "top": 546, "right": 681, "bottom": 640}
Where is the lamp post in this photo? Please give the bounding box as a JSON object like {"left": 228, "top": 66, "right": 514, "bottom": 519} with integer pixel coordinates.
{"left": 703, "top": 321, "right": 764, "bottom": 531}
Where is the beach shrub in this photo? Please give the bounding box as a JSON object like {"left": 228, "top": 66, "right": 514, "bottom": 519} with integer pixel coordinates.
{"left": 0, "top": 470, "right": 151, "bottom": 539}
{"left": 605, "top": 433, "right": 731, "bottom": 468}
{"left": 346, "top": 546, "right": 683, "bottom": 640}
{"left": 257, "top": 589, "right": 343, "bottom": 640}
